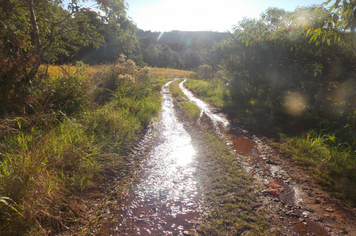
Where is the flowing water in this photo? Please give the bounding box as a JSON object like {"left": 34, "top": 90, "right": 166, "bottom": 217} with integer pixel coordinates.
{"left": 101, "top": 81, "right": 201, "bottom": 235}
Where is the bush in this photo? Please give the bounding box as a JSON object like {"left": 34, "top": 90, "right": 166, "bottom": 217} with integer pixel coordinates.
{"left": 37, "top": 74, "right": 90, "bottom": 115}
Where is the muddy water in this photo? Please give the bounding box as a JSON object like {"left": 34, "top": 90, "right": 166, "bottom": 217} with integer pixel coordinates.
{"left": 179, "top": 80, "right": 329, "bottom": 235}
{"left": 101, "top": 81, "right": 200, "bottom": 235}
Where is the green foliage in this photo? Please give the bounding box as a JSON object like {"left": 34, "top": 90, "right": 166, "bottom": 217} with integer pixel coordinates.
{"left": 39, "top": 74, "right": 90, "bottom": 115}
{"left": 217, "top": 5, "right": 356, "bottom": 124}
{"left": 0, "top": 0, "right": 137, "bottom": 116}
{"left": 131, "top": 30, "right": 227, "bottom": 70}
{"left": 177, "top": 101, "right": 201, "bottom": 120}
{"left": 278, "top": 130, "right": 356, "bottom": 204}
{"left": 168, "top": 80, "right": 186, "bottom": 99}
{"left": 0, "top": 121, "right": 101, "bottom": 233}
{"left": 0, "top": 62, "right": 165, "bottom": 234}
{"left": 184, "top": 78, "right": 228, "bottom": 107}
{"left": 169, "top": 80, "right": 201, "bottom": 120}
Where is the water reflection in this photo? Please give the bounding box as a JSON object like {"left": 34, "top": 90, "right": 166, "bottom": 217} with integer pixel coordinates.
{"left": 103, "top": 81, "right": 200, "bottom": 235}
{"left": 179, "top": 79, "right": 229, "bottom": 127}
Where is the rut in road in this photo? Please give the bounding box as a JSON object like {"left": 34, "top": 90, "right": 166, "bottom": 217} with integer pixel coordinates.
{"left": 101, "top": 80, "right": 201, "bottom": 235}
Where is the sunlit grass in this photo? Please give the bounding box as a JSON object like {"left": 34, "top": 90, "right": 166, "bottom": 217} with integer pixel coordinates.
{"left": 168, "top": 79, "right": 186, "bottom": 99}
{"left": 150, "top": 67, "right": 194, "bottom": 77}
{"left": 41, "top": 65, "right": 193, "bottom": 78}
{"left": 39, "top": 64, "right": 101, "bottom": 77}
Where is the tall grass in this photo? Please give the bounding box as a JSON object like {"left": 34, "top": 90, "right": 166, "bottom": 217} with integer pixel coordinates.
{"left": 277, "top": 130, "right": 356, "bottom": 205}
{"left": 0, "top": 58, "right": 168, "bottom": 234}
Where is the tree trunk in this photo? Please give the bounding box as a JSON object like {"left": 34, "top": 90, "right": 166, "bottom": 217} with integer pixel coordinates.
{"left": 28, "top": 0, "right": 41, "bottom": 55}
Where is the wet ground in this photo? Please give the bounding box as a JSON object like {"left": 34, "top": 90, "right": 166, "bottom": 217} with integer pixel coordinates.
{"left": 179, "top": 79, "right": 356, "bottom": 235}
{"left": 100, "top": 79, "right": 356, "bottom": 235}
{"left": 100, "top": 81, "right": 201, "bottom": 235}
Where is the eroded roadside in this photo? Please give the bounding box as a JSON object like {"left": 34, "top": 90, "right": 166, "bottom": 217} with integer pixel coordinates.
{"left": 179, "top": 79, "right": 356, "bottom": 235}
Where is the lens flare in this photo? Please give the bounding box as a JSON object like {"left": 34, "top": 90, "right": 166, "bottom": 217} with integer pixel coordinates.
{"left": 284, "top": 92, "right": 307, "bottom": 116}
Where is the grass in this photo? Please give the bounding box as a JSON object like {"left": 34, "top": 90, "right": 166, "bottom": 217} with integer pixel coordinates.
{"left": 150, "top": 67, "right": 194, "bottom": 78}
{"left": 168, "top": 79, "right": 187, "bottom": 99}
{"left": 169, "top": 80, "right": 201, "bottom": 120}
{"left": 171, "top": 82, "right": 276, "bottom": 235}
{"left": 42, "top": 64, "right": 192, "bottom": 80}
{"left": 184, "top": 78, "right": 229, "bottom": 107}
{"left": 0, "top": 60, "right": 171, "bottom": 234}
{"left": 276, "top": 131, "right": 356, "bottom": 205}
{"left": 39, "top": 63, "right": 101, "bottom": 77}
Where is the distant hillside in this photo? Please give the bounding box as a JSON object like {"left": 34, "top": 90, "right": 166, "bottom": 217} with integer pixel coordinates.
{"left": 132, "top": 29, "right": 228, "bottom": 70}
{"left": 137, "top": 30, "right": 228, "bottom": 45}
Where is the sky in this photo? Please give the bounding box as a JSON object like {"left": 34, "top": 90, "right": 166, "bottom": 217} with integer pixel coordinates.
{"left": 81, "top": 0, "right": 328, "bottom": 32}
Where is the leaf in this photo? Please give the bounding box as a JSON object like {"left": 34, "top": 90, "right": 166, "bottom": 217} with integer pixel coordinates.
{"left": 327, "top": 38, "right": 331, "bottom": 45}
{"left": 0, "top": 197, "right": 23, "bottom": 217}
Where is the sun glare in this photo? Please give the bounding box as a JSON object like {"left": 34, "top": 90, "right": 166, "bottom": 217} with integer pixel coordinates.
{"left": 131, "top": 0, "right": 264, "bottom": 32}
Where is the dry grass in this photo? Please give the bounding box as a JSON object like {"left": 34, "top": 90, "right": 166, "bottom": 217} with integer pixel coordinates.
{"left": 41, "top": 65, "right": 193, "bottom": 78}
{"left": 39, "top": 65, "right": 101, "bottom": 77}
{"left": 150, "top": 67, "right": 194, "bottom": 77}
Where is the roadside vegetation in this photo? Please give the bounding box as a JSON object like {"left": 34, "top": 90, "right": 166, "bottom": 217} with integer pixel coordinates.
{"left": 184, "top": 2, "right": 356, "bottom": 206}
{"left": 184, "top": 77, "right": 228, "bottom": 107}
{"left": 169, "top": 80, "right": 276, "bottom": 235}
{"left": 0, "top": 57, "right": 170, "bottom": 234}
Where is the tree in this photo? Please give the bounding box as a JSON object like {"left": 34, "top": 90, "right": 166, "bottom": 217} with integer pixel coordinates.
{"left": 217, "top": 6, "right": 355, "bottom": 124}
{"left": 0, "top": 0, "right": 135, "bottom": 115}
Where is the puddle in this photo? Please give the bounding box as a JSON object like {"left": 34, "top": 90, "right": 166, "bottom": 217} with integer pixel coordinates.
{"left": 179, "top": 79, "right": 330, "bottom": 235}
{"left": 100, "top": 81, "right": 201, "bottom": 235}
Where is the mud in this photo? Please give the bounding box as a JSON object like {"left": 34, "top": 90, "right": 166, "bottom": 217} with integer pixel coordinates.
{"left": 180, "top": 79, "right": 356, "bottom": 235}
{"left": 100, "top": 81, "right": 201, "bottom": 235}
